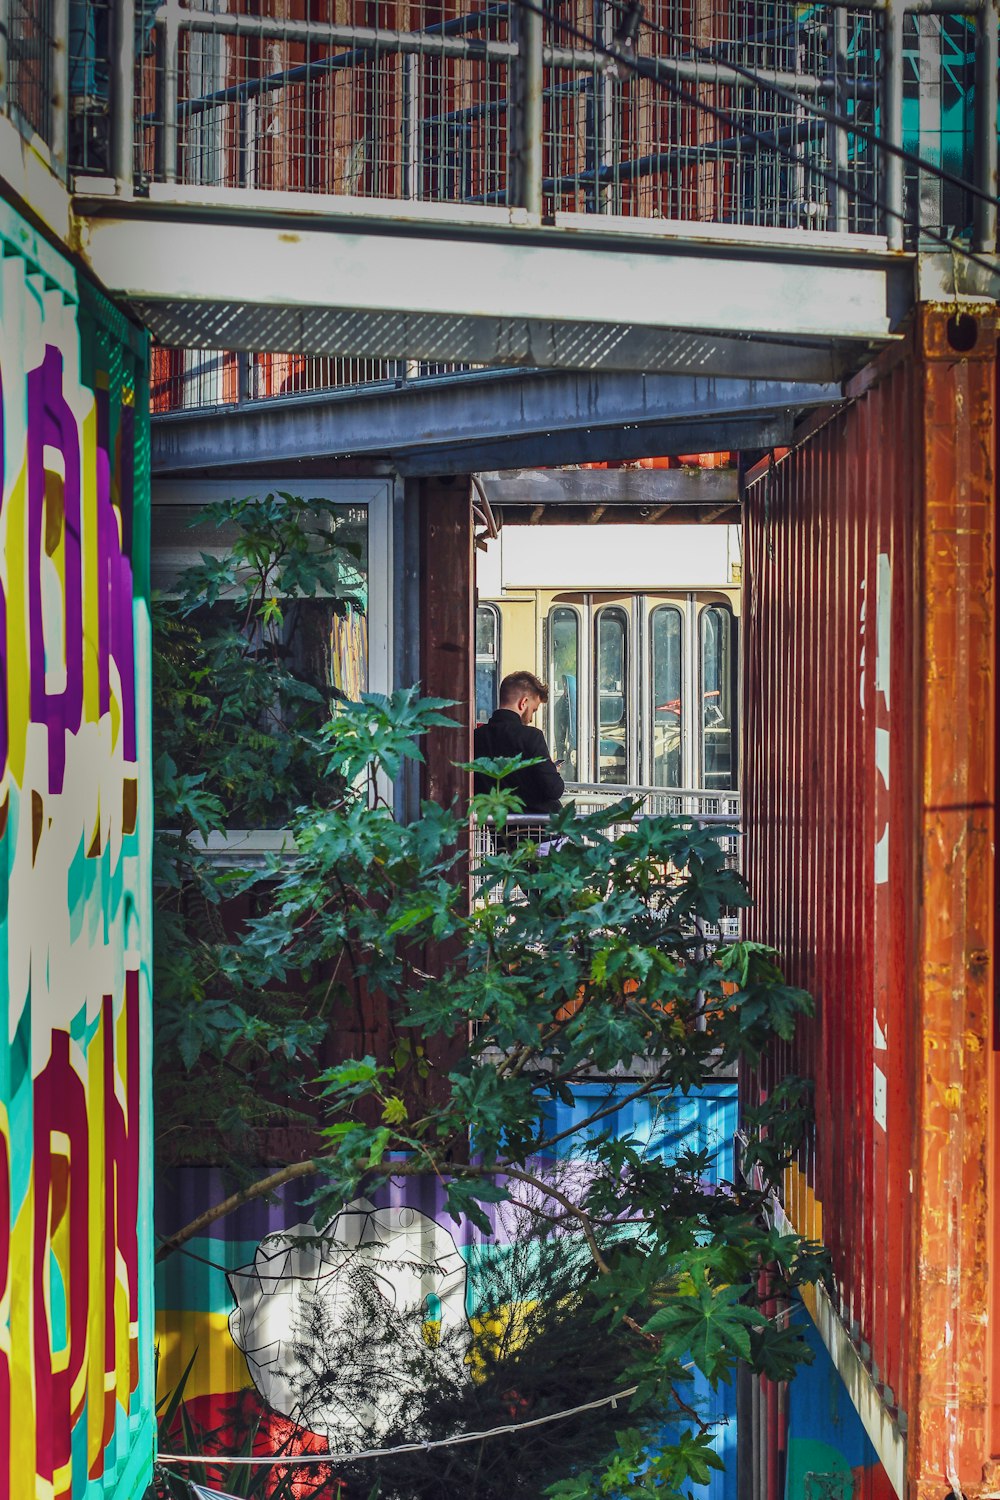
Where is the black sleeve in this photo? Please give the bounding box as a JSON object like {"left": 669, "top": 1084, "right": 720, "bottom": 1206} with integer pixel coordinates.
{"left": 523, "top": 727, "right": 565, "bottom": 805}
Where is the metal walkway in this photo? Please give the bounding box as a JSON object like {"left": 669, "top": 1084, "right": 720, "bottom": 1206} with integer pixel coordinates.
{"left": 10, "top": 0, "right": 1000, "bottom": 389}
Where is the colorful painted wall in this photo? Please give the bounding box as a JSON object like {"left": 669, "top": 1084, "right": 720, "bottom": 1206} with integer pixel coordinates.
{"left": 0, "top": 198, "right": 153, "bottom": 1499}
{"left": 155, "top": 1083, "right": 738, "bottom": 1494}
{"left": 785, "top": 1320, "right": 894, "bottom": 1500}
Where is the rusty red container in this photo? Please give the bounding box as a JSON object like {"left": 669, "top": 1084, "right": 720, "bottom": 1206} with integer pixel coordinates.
{"left": 742, "top": 305, "right": 999, "bottom": 1500}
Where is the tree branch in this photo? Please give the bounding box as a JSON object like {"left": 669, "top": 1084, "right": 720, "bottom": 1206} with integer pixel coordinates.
{"left": 154, "top": 1158, "right": 319, "bottom": 1263}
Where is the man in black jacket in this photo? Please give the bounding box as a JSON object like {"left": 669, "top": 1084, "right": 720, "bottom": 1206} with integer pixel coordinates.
{"left": 473, "top": 671, "right": 565, "bottom": 814}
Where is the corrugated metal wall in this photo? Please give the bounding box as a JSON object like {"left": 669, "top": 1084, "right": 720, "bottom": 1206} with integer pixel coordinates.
{"left": 0, "top": 198, "right": 154, "bottom": 1500}
{"left": 743, "top": 305, "right": 997, "bottom": 1499}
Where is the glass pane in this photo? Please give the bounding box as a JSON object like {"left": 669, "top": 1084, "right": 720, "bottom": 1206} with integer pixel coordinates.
{"left": 476, "top": 662, "right": 497, "bottom": 725}
{"left": 548, "top": 607, "right": 579, "bottom": 780}
{"left": 151, "top": 500, "right": 369, "bottom": 827}
{"left": 651, "top": 607, "right": 683, "bottom": 788}
{"left": 151, "top": 502, "right": 368, "bottom": 599}
{"left": 596, "top": 607, "right": 628, "bottom": 786}
{"left": 476, "top": 605, "right": 497, "bottom": 658}
{"left": 701, "top": 606, "right": 735, "bottom": 791}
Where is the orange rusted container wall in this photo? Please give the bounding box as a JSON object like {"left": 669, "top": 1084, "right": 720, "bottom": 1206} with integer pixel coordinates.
{"left": 742, "top": 305, "right": 999, "bottom": 1500}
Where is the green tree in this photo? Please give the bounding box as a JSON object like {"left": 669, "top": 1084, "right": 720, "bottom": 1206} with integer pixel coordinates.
{"left": 153, "top": 496, "right": 824, "bottom": 1500}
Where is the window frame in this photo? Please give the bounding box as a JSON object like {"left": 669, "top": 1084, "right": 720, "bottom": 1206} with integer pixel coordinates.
{"left": 546, "top": 602, "right": 582, "bottom": 783}
{"left": 152, "top": 476, "right": 393, "bottom": 853}
{"left": 475, "top": 601, "right": 501, "bottom": 725}
{"left": 697, "top": 600, "right": 738, "bottom": 792}
{"left": 593, "top": 602, "right": 630, "bottom": 788}
{"left": 648, "top": 602, "right": 685, "bottom": 790}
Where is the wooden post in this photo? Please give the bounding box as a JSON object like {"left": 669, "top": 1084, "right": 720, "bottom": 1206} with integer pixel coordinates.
{"left": 419, "top": 475, "right": 474, "bottom": 809}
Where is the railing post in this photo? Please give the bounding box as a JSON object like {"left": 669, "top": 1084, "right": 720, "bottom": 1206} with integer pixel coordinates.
{"left": 510, "top": 0, "right": 543, "bottom": 214}
{"left": 882, "top": 0, "right": 905, "bottom": 250}
{"left": 973, "top": 0, "right": 998, "bottom": 253}
{"left": 597, "top": 0, "right": 614, "bottom": 213}
{"left": 402, "top": 51, "right": 420, "bottom": 200}
{"left": 916, "top": 16, "right": 944, "bottom": 245}
{"left": 162, "top": 0, "right": 180, "bottom": 184}
{"left": 111, "top": 0, "right": 136, "bottom": 188}
{"left": 826, "top": 7, "right": 849, "bottom": 231}
{"left": 51, "top": 0, "right": 70, "bottom": 167}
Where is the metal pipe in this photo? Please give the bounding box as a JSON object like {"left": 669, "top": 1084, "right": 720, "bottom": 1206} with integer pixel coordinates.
{"left": 402, "top": 52, "right": 420, "bottom": 201}
{"left": 881, "top": 0, "right": 905, "bottom": 248}
{"left": 50, "top": 0, "right": 69, "bottom": 166}
{"left": 973, "top": 0, "right": 998, "bottom": 252}
{"left": 162, "top": 10, "right": 518, "bottom": 60}
{"left": 546, "top": 45, "right": 832, "bottom": 94}
{"left": 162, "top": 0, "right": 180, "bottom": 184}
{"left": 596, "top": 0, "right": 614, "bottom": 213}
{"left": 111, "top": 0, "right": 136, "bottom": 188}
{"left": 827, "top": 8, "right": 850, "bottom": 230}
{"left": 520, "top": 0, "right": 543, "bottom": 215}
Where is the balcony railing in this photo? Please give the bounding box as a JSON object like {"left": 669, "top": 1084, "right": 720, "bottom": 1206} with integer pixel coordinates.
{"left": 10, "top": 2, "right": 997, "bottom": 254}
{"left": 472, "top": 787, "right": 743, "bottom": 942}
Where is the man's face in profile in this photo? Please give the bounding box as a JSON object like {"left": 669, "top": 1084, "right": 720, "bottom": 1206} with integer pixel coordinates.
{"left": 518, "top": 692, "right": 542, "bottom": 725}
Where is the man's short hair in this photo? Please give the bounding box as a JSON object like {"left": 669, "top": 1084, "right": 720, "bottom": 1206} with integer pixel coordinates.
{"left": 499, "top": 671, "right": 549, "bottom": 705}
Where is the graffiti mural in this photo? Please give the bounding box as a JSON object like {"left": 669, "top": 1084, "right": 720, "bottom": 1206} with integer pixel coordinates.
{"left": 0, "top": 200, "right": 152, "bottom": 1500}
{"left": 229, "top": 1199, "right": 471, "bottom": 1443}
{"left": 156, "top": 1083, "right": 739, "bottom": 1494}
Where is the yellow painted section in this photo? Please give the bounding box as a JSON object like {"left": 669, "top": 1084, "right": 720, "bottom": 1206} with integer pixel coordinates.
{"left": 154, "top": 1311, "right": 252, "bottom": 1402}
{"left": 782, "top": 1161, "right": 823, "bottom": 1242}
{"left": 9, "top": 1182, "right": 36, "bottom": 1499}
{"left": 5, "top": 467, "right": 31, "bottom": 787}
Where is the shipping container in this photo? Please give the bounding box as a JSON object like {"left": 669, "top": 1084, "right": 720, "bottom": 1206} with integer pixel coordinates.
{"left": 0, "top": 198, "right": 154, "bottom": 1499}
{"left": 742, "top": 304, "right": 998, "bottom": 1500}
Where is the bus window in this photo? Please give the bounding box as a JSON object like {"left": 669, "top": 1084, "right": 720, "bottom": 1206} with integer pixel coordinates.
{"left": 650, "top": 605, "right": 682, "bottom": 788}
{"left": 700, "top": 605, "right": 736, "bottom": 790}
{"left": 548, "top": 606, "right": 580, "bottom": 780}
{"left": 475, "top": 604, "right": 500, "bottom": 724}
{"left": 596, "top": 606, "right": 628, "bottom": 785}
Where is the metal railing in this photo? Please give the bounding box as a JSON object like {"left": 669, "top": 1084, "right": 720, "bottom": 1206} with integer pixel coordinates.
{"left": 149, "top": 346, "right": 482, "bottom": 413}
{"left": 472, "top": 786, "right": 743, "bottom": 942}
{"left": 9, "top": 2, "right": 997, "bottom": 251}
{"left": 129, "top": 0, "right": 888, "bottom": 229}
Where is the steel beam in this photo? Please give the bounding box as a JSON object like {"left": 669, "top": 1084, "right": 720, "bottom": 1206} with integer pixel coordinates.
{"left": 78, "top": 195, "right": 907, "bottom": 382}
{"left": 150, "top": 368, "right": 843, "bottom": 476}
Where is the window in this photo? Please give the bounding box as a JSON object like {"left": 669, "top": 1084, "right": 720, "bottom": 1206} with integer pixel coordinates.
{"left": 595, "top": 606, "right": 628, "bottom": 786}
{"left": 547, "top": 606, "right": 580, "bottom": 780}
{"left": 700, "top": 605, "right": 736, "bottom": 791}
{"left": 475, "top": 604, "right": 500, "bottom": 725}
{"left": 152, "top": 487, "right": 376, "bottom": 830}
{"left": 650, "top": 606, "right": 683, "bottom": 788}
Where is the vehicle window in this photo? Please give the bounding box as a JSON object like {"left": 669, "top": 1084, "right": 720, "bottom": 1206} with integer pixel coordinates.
{"left": 475, "top": 604, "right": 501, "bottom": 725}
{"left": 596, "top": 606, "right": 628, "bottom": 785}
{"left": 651, "top": 606, "right": 683, "bottom": 788}
{"left": 700, "top": 604, "right": 736, "bottom": 791}
{"left": 547, "top": 606, "right": 580, "bottom": 780}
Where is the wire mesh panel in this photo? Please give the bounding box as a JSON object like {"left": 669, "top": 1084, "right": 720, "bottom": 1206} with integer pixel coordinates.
{"left": 902, "top": 12, "right": 976, "bottom": 243}
{"left": 131, "top": 0, "right": 884, "bottom": 231}
{"left": 8, "top": 0, "right": 58, "bottom": 147}
{"left": 539, "top": 0, "right": 880, "bottom": 229}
